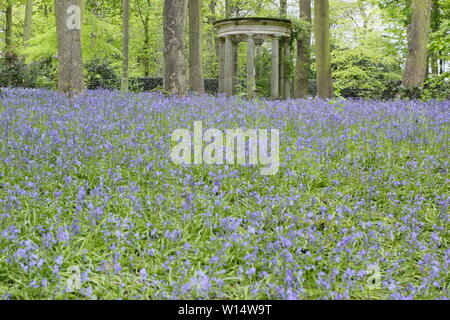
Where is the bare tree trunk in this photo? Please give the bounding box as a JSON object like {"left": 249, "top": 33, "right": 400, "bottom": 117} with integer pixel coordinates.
{"left": 136, "top": 0, "right": 152, "bottom": 77}
{"left": 295, "top": 0, "right": 311, "bottom": 98}
{"left": 143, "top": 16, "right": 150, "bottom": 77}
{"left": 163, "top": 0, "right": 187, "bottom": 95}
{"left": 188, "top": 0, "right": 205, "bottom": 93}
{"left": 429, "top": 0, "right": 440, "bottom": 75}
{"left": 121, "top": 0, "right": 130, "bottom": 92}
{"left": 24, "top": 0, "right": 33, "bottom": 47}
{"left": 208, "top": 0, "right": 219, "bottom": 78}
{"left": 279, "top": 1, "right": 288, "bottom": 98}
{"left": 5, "top": 3, "right": 13, "bottom": 52}
{"left": 402, "top": 0, "right": 432, "bottom": 87}
{"left": 55, "top": 0, "right": 84, "bottom": 97}
{"left": 314, "top": 0, "right": 333, "bottom": 98}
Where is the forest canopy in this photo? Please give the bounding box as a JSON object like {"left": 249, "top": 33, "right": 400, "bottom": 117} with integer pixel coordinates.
{"left": 0, "top": 0, "right": 449, "bottom": 100}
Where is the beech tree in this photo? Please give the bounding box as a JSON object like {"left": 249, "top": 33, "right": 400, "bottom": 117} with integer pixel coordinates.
{"left": 163, "top": 0, "right": 187, "bottom": 94}
{"left": 5, "top": 1, "right": 13, "bottom": 53}
{"left": 54, "top": 0, "right": 84, "bottom": 97}
{"left": 24, "top": 0, "right": 33, "bottom": 46}
{"left": 188, "top": 0, "right": 205, "bottom": 93}
{"left": 135, "top": 0, "right": 152, "bottom": 77}
{"left": 402, "top": 0, "right": 432, "bottom": 88}
{"left": 295, "top": 0, "right": 311, "bottom": 98}
{"left": 314, "top": 0, "right": 333, "bottom": 98}
{"left": 121, "top": 0, "right": 130, "bottom": 92}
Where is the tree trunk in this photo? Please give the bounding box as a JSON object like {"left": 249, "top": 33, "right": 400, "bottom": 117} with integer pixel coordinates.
{"left": 402, "top": 0, "right": 432, "bottom": 87}
{"left": 24, "top": 0, "right": 33, "bottom": 47}
{"left": 280, "top": 0, "right": 287, "bottom": 18}
{"left": 314, "top": 0, "right": 333, "bottom": 98}
{"left": 54, "top": 0, "right": 84, "bottom": 97}
{"left": 163, "top": 0, "right": 187, "bottom": 95}
{"left": 429, "top": 0, "right": 440, "bottom": 75}
{"left": 279, "top": 1, "right": 288, "bottom": 98}
{"left": 295, "top": 0, "right": 311, "bottom": 99}
{"left": 121, "top": 0, "right": 130, "bottom": 92}
{"left": 188, "top": 0, "right": 205, "bottom": 93}
{"left": 143, "top": 16, "right": 150, "bottom": 77}
{"left": 208, "top": 1, "right": 219, "bottom": 78}
{"left": 5, "top": 3, "right": 13, "bottom": 52}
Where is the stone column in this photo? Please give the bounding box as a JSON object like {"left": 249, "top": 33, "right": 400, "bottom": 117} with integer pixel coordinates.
{"left": 283, "top": 39, "right": 291, "bottom": 99}
{"left": 224, "top": 36, "right": 233, "bottom": 97}
{"left": 255, "top": 40, "right": 263, "bottom": 97}
{"left": 218, "top": 38, "right": 225, "bottom": 93}
{"left": 271, "top": 36, "right": 280, "bottom": 99}
{"left": 232, "top": 40, "right": 238, "bottom": 95}
{"left": 279, "top": 38, "right": 284, "bottom": 99}
{"left": 246, "top": 35, "right": 256, "bottom": 99}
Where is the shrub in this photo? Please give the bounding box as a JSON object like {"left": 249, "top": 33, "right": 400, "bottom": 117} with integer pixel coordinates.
{"left": 421, "top": 72, "right": 450, "bottom": 101}
{"left": 0, "top": 54, "right": 57, "bottom": 89}
{"left": 331, "top": 46, "right": 403, "bottom": 100}
{"left": 0, "top": 53, "right": 35, "bottom": 88}
{"left": 394, "top": 72, "right": 449, "bottom": 101}
{"left": 85, "top": 58, "right": 120, "bottom": 90}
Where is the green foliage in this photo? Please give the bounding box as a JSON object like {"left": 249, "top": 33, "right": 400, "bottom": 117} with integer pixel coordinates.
{"left": 422, "top": 72, "right": 450, "bottom": 101}
{"left": 85, "top": 58, "right": 120, "bottom": 90}
{"left": 0, "top": 53, "right": 55, "bottom": 88}
{"left": 28, "top": 56, "right": 58, "bottom": 89}
{"left": 397, "top": 72, "right": 450, "bottom": 101}
{"left": 291, "top": 18, "right": 311, "bottom": 42}
{"left": 0, "top": 54, "right": 33, "bottom": 88}
{"left": 331, "top": 44, "right": 402, "bottom": 100}
{"left": 429, "top": 0, "right": 450, "bottom": 62}
{"left": 254, "top": 47, "right": 272, "bottom": 97}
{"left": 1, "top": 0, "right": 447, "bottom": 100}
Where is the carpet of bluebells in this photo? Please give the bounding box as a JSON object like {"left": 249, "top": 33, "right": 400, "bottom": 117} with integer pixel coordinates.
{"left": 0, "top": 88, "right": 449, "bottom": 300}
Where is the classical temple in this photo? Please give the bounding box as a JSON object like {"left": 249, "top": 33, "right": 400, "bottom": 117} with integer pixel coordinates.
{"left": 214, "top": 17, "right": 292, "bottom": 99}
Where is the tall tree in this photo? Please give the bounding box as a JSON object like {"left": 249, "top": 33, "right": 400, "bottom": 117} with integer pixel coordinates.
{"left": 188, "top": 0, "right": 205, "bottom": 93}
{"left": 429, "top": 0, "right": 440, "bottom": 75}
{"left": 207, "top": 0, "right": 219, "bottom": 70}
{"left": 5, "top": 1, "right": 13, "bottom": 52}
{"left": 121, "top": 0, "right": 130, "bottom": 92}
{"left": 163, "top": 0, "right": 187, "bottom": 94}
{"left": 54, "top": 0, "right": 84, "bottom": 97}
{"left": 135, "top": 0, "right": 152, "bottom": 77}
{"left": 402, "top": 0, "right": 432, "bottom": 88}
{"left": 280, "top": 0, "right": 287, "bottom": 18}
{"left": 279, "top": 0, "right": 288, "bottom": 98}
{"left": 314, "top": 0, "right": 333, "bottom": 98}
{"left": 24, "top": 0, "right": 33, "bottom": 46}
{"left": 295, "top": 0, "right": 311, "bottom": 98}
